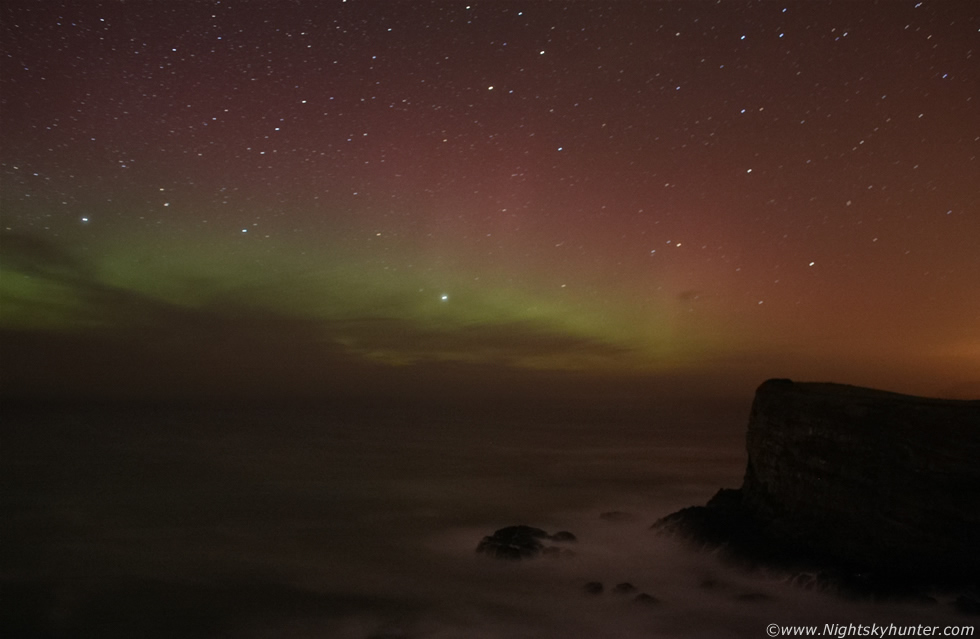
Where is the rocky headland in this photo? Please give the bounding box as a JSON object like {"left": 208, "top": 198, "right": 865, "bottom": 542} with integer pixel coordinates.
{"left": 656, "top": 378, "right": 980, "bottom": 597}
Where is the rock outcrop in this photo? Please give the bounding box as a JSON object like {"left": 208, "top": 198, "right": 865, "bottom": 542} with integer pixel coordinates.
{"left": 658, "top": 379, "right": 980, "bottom": 588}
{"left": 476, "top": 525, "right": 576, "bottom": 560}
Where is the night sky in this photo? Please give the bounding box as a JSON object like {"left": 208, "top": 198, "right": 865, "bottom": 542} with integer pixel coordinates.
{"left": 2, "top": 1, "right": 978, "bottom": 403}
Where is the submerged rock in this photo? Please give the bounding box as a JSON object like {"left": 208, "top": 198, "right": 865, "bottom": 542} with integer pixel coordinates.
{"left": 582, "top": 581, "right": 604, "bottom": 595}
{"left": 599, "top": 511, "right": 637, "bottom": 523}
{"left": 476, "top": 525, "right": 577, "bottom": 560}
{"left": 956, "top": 596, "right": 980, "bottom": 616}
{"left": 540, "top": 546, "right": 575, "bottom": 559}
{"left": 734, "top": 592, "right": 772, "bottom": 603}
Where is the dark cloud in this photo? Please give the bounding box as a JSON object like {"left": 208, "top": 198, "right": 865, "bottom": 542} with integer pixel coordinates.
{"left": 1, "top": 233, "right": 647, "bottom": 403}
{"left": 0, "top": 231, "right": 95, "bottom": 283}
{"left": 331, "top": 317, "right": 633, "bottom": 364}
{"left": 676, "top": 290, "right": 703, "bottom": 303}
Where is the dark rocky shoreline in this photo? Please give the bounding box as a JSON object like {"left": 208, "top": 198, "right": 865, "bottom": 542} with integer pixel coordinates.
{"left": 654, "top": 488, "right": 978, "bottom": 607}
{"left": 655, "top": 379, "right": 980, "bottom": 606}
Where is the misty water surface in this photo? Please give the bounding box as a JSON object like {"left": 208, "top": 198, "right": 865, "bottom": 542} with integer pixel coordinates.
{"left": 2, "top": 400, "right": 972, "bottom": 637}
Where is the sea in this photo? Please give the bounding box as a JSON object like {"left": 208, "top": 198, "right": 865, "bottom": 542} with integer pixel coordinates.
{"left": 2, "top": 398, "right": 973, "bottom": 638}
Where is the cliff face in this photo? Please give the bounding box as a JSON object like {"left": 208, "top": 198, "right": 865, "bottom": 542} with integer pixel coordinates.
{"left": 740, "top": 379, "right": 980, "bottom": 578}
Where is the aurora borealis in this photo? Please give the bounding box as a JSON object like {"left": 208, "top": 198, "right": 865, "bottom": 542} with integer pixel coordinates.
{"left": 2, "top": 0, "right": 978, "bottom": 403}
